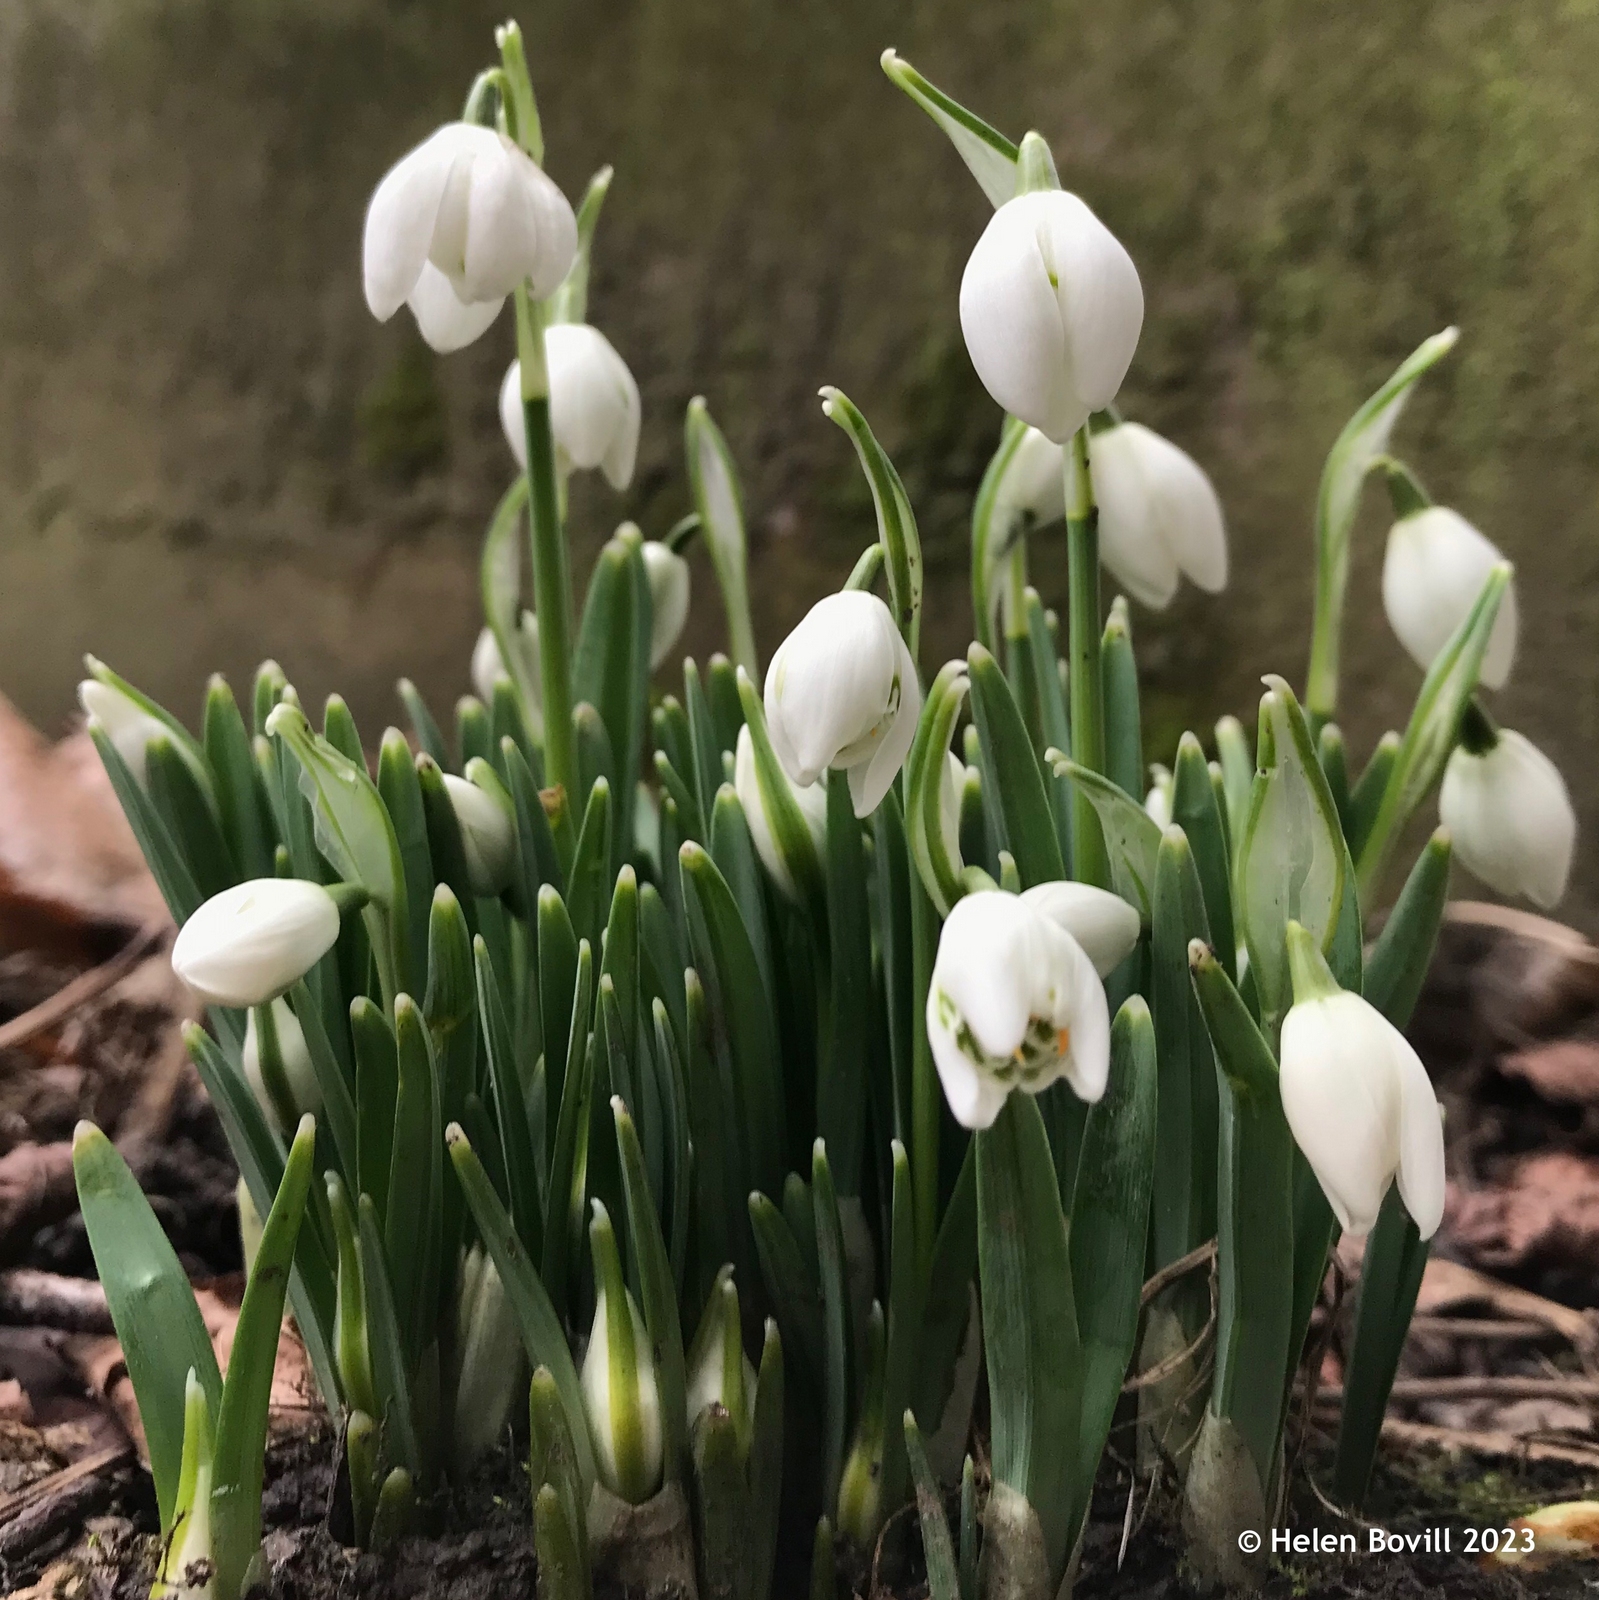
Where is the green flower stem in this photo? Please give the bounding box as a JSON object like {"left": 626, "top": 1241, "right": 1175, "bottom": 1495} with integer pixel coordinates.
{"left": 1065, "top": 426, "right": 1109, "bottom": 889}
{"left": 515, "top": 286, "right": 577, "bottom": 802}
{"left": 910, "top": 862, "right": 940, "bottom": 1281}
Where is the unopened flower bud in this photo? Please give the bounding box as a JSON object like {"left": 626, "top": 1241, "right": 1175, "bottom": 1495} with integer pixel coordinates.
{"left": 642, "top": 542, "right": 691, "bottom": 671}
{"left": 172, "top": 879, "right": 341, "bottom": 1009}
{"left": 442, "top": 771, "right": 515, "bottom": 898}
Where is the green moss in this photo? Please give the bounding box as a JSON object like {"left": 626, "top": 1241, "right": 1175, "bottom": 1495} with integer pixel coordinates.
{"left": 359, "top": 339, "right": 448, "bottom": 485}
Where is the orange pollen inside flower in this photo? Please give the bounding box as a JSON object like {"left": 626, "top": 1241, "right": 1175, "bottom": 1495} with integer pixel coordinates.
{"left": 1056, "top": 1026, "right": 1071, "bottom": 1055}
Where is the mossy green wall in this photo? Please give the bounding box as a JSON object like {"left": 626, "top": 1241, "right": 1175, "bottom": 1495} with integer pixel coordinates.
{"left": 1, "top": 0, "right": 1594, "bottom": 919}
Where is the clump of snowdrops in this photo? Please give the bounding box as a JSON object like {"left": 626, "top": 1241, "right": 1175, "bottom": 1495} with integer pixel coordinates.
{"left": 77, "top": 22, "right": 1577, "bottom": 1600}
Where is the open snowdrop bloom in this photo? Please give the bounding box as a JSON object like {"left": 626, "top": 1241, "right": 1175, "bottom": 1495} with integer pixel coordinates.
{"left": 1382, "top": 505, "right": 1518, "bottom": 687}
{"left": 642, "top": 542, "right": 690, "bottom": 669}
{"left": 1440, "top": 726, "right": 1575, "bottom": 909}
{"left": 242, "top": 997, "right": 323, "bottom": 1136}
{"left": 1278, "top": 923, "right": 1445, "bottom": 1239}
{"left": 470, "top": 611, "right": 541, "bottom": 708}
{"left": 1089, "top": 420, "right": 1228, "bottom": 610}
{"left": 500, "top": 323, "right": 641, "bottom": 488}
{"left": 735, "top": 725, "right": 828, "bottom": 900}
{"left": 363, "top": 123, "right": 577, "bottom": 351}
{"left": 1018, "top": 881, "right": 1141, "bottom": 978}
{"left": 442, "top": 774, "right": 516, "bottom": 897}
{"left": 959, "top": 190, "right": 1143, "bottom": 443}
{"left": 765, "top": 590, "right": 922, "bottom": 818}
{"left": 78, "top": 678, "right": 171, "bottom": 787}
{"left": 172, "top": 879, "right": 341, "bottom": 1009}
{"left": 927, "top": 889, "right": 1112, "bottom": 1130}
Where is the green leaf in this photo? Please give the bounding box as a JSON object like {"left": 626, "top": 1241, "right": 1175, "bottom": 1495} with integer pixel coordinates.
{"left": 1052, "top": 758, "right": 1163, "bottom": 922}
{"left": 880, "top": 50, "right": 1018, "bottom": 207}
{"left": 448, "top": 1126, "right": 596, "bottom": 1488}
{"left": 378, "top": 728, "right": 434, "bottom": 1000}
{"left": 356, "top": 1195, "right": 421, "bottom": 1476}
{"left": 477, "top": 937, "right": 542, "bottom": 1257}
{"left": 812, "top": 1140, "right": 855, "bottom": 1518}
{"left": 904, "top": 1412, "right": 961, "bottom": 1600}
{"left": 385, "top": 996, "right": 440, "bottom": 1357}
{"left": 685, "top": 399, "right": 757, "bottom": 678}
{"left": 1171, "top": 732, "right": 1236, "bottom": 979}
{"left": 708, "top": 785, "right": 776, "bottom": 1010}
{"left": 1213, "top": 714, "right": 1254, "bottom": 849}
{"left": 1347, "top": 731, "right": 1400, "bottom": 863}
{"left": 746, "top": 1320, "right": 786, "bottom": 1600}
{"left": 977, "top": 1093, "right": 1079, "bottom": 1583}
{"left": 1306, "top": 328, "right": 1459, "bottom": 721}
{"left": 968, "top": 417, "right": 1032, "bottom": 652}
{"left": 204, "top": 675, "right": 274, "bottom": 881}
{"left": 1025, "top": 592, "right": 1074, "bottom": 872}
{"left": 1188, "top": 943, "right": 1294, "bottom": 1494}
{"left": 904, "top": 661, "right": 971, "bottom": 917}
{"left": 1364, "top": 830, "right": 1451, "bottom": 1029}
{"left": 968, "top": 644, "right": 1063, "bottom": 888}
{"left": 748, "top": 1190, "right": 823, "bottom": 1388}
{"left": 819, "top": 388, "right": 923, "bottom": 657}
{"left": 1101, "top": 597, "right": 1143, "bottom": 800}
{"left": 286, "top": 981, "right": 358, "bottom": 1189}
{"left": 736, "top": 671, "right": 827, "bottom": 920}
{"left": 397, "top": 678, "right": 451, "bottom": 771}
{"left": 72, "top": 1122, "right": 223, "bottom": 1534}
{"left": 548, "top": 164, "right": 613, "bottom": 327}
{"left": 567, "top": 776, "right": 614, "bottom": 954}
{"left": 351, "top": 998, "right": 398, "bottom": 1222}
{"left": 210, "top": 1115, "right": 317, "bottom": 1600}
{"left": 542, "top": 941, "right": 595, "bottom": 1322}
{"left": 1069, "top": 999, "right": 1158, "bottom": 1539}
{"left": 89, "top": 724, "right": 204, "bottom": 927}
{"left": 680, "top": 842, "right": 786, "bottom": 1203}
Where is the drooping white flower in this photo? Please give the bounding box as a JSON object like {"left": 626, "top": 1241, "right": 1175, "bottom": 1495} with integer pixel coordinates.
{"left": 959, "top": 190, "right": 1143, "bottom": 443}
{"left": 1018, "top": 881, "right": 1141, "bottom": 978}
{"left": 78, "top": 678, "right": 171, "bottom": 787}
{"left": 471, "top": 612, "right": 541, "bottom": 708}
{"left": 1382, "top": 506, "right": 1518, "bottom": 688}
{"left": 580, "top": 1280, "right": 663, "bottom": 1503}
{"left": 735, "top": 725, "right": 828, "bottom": 901}
{"left": 926, "top": 889, "right": 1112, "bottom": 1131}
{"left": 1440, "top": 729, "right": 1575, "bottom": 909}
{"left": 363, "top": 123, "right": 576, "bottom": 351}
{"left": 1279, "top": 980, "right": 1446, "bottom": 1240}
{"left": 172, "top": 879, "right": 341, "bottom": 1009}
{"left": 242, "top": 997, "right": 323, "bottom": 1135}
{"left": 642, "top": 542, "right": 690, "bottom": 670}
{"left": 1089, "top": 421, "right": 1227, "bottom": 610}
{"left": 500, "top": 323, "right": 641, "bottom": 488}
{"left": 442, "top": 774, "right": 515, "bottom": 898}
{"left": 764, "top": 591, "right": 922, "bottom": 819}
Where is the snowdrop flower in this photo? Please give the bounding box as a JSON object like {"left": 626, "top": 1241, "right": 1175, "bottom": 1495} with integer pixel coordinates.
{"left": 1382, "top": 506, "right": 1518, "bottom": 688}
{"left": 686, "top": 1270, "right": 756, "bottom": 1453}
{"left": 500, "top": 323, "right": 641, "bottom": 488}
{"left": 242, "top": 998, "right": 323, "bottom": 1136}
{"left": 765, "top": 591, "right": 922, "bottom": 819}
{"left": 642, "top": 542, "right": 690, "bottom": 670}
{"left": 1018, "top": 881, "right": 1141, "bottom": 978}
{"left": 1278, "top": 922, "right": 1445, "bottom": 1239}
{"left": 1089, "top": 421, "right": 1227, "bottom": 610}
{"left": 363, "top": 123, "right": 577, "bottom": 352}
{"left": 78, "top": 679, "right": 172, "bottom": 787}
{"left": 470, "top": 612, "right": 541, "bottom": 708}
{"left": 927, "top": 890, "right": 1111, "bottom": 1130}
{"left": 735, "top": 725, "right": 828, "bottom": 901}
{"left": 443, "top": 774, "right": 515, "bottom": 898}
{"left": 936, "top": 751, "right": 967, "bottom": 876}
{"left": 1144, "top": 765, "right": 1173, "bottom": 829}
{"left": 581, "top": 1204, "right": 663, "bottom": 1503}
{"left": 1440, "top": 728, "right": 1575, "bottom": 909}
{"left": 172, "top": 879, "right": 341, "bottom": 1008}
{"left": 959, "top": 190, "right": 1143, "bottom": 443}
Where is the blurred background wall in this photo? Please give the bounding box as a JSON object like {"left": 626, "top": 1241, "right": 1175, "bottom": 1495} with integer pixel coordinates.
{"left": 1, "top": 0, "right": 1595, "bottom": 921}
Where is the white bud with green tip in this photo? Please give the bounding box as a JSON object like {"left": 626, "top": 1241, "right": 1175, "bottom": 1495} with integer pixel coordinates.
{"left": 1278, "top": 921, "right": 1445, "bottom": 1239}
{"left": 172, "top": 879, "right": 341, "bottom": 1008}
{"left": 362, "top": 123, "right": 576, "bottom": 350}
{"left": 642, "top": 541, "right": 691, "bottom": 670}
{"left": 450, "top": 1244, "right": 525, "bottom": 1473}
{"left": 685, "top": 1268, "right": 756, "bottom": 1453}
{"left": 471, "top": 611, "right": 541, "bottom": 709}
{"left": 1382, "top": 501, "right": 1518, "bottom": 688}
{"left": 927, "top": 889, "right": 1111, "bottom": 1130}
{"left": 959, "top": 185, "right": 1143, "bottom": 444}
{"left": 764, "top": 590, "right": 922, "bottom": 819}
{"left": 155, "top": 1369, "right": 216, "bottom": 1598}
{"left": 241, "top": 997, "right": 322, "bottom": 1135}
{"left": 1089, "top": 419, "right": 1228, "bottom": 611}
{"left": 1439, "top": 718, "right": 1574, "bottom": 909}
{"left": 443, "top": 769, "right": 515, "bottom": 898}
{"left": 580, "top": 1201, "right": 664, "bottom": 1504}
{"left": 735, "top": 724, "right": 827, "bottom": 901}
{"left": 78, "top": 678, "right": 169, "bottom": 787}
{"left": 500, "top": 323, "right": 641, "bottom": 488}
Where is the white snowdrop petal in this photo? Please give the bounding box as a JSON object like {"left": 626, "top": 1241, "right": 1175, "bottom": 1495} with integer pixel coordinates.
{"left": 472, "top": 627, "right": 506, "bottom": 706}
{"left": 1381, "top": 507, "right": 1517, "bottom": 687}
{"left": 407, "top": 262, "right": 503, "bottom": 352}
{"left": 1051, "top": 926, "right": 1112, "bottom": 1103}
{"left": 172, "top": 879, "right": 342, "bottom": 1009}
{"left": 499, "top": 360, "right": 528, "bottom": 470}
{"left": 545, "top": 324, "right": 641, "bottom": 488}
{"left": 362, "top": 127, "right": 461, "bottom": 321}
{"left": 994, "top": 426, "right": 1067, "bottom": 532}
{"left": 443, "top": 774, "right": 515, "bottom": 898}
{"left": 934, "top": 894, "right": 1035, "bottom": 1060}
{"left": 1020, "top": 881, "right": 1141, "bottom": 977}
{"left": 1039, "top": 193, "right": 1144, "bottom": 411}
{"left": 1090, "top": 425, "right": 1181, "bottom": 611}
{"left": 1141, "top": 426, "right": 1228, "bottom": 593}
{"left": 848, "top": 631, "right": 923, "bottom": 818}
{"left": 1393, "top": 1033, "right": 1447, "bottom": 1241}
{"left": 642, "top": 543, "right": 691, "bottom": 670}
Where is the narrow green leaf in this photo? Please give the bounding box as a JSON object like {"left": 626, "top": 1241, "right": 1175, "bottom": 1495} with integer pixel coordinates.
{"left": 1101, "top": 597, "right": 1143, "bottom": 800}
{"left": 812, "top": 1140, "right": 855, "bottom": 1517}
{"left": 817, "top": 773, "right": 872, "bottom": 1195}
{"left": 385, "top": 996, "right": 439, "bottom": 1355}
{"left": 397, "top": 679, "right": 451, "bottom": 771}
{"left": 567, "top": 776, "right": 614, "bottom": 953}
{"left": 542, "top": 943, "right": 595, "bottom": 1319}
{"left": 351, "top": 997, "right": 398, "bottom": 1222}
{"left": 1364, "top": 829, "right": 1452, "bottom": 1029}
{"left": 880, "top": 50, "right": 1019, "bottom": 207}
{"left": 378, "top": 728, "right": 433, "bottom": 999}
{"left": 685, "top": 400, "right": 757, "bottom": 678}
{"left": 478, "top": 937, "right": 543, "bottom": 1256}
{"left": 904, "top": 1411, "right": 961, "bottom": 1600}
{"left": 1171, "top": 732, "right": 1235, "bottom": 979}
{"left": 968, "top": 643, "right": 1063, "bottom": 887}
{"left": 204, "top": 675, "right": 274, "bottom": 880}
